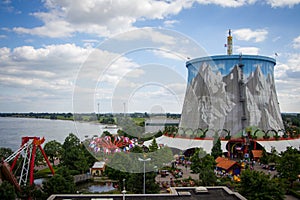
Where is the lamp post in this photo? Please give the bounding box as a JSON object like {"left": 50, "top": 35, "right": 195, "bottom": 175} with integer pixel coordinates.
{"left": 97, "top": 102, "right": 100, "bottom": 120}
{"left": 122, "top": 178, "right": 126, "bottom": 200}
{"left": 138, "top": 157, "right": 151, "bottom": 194}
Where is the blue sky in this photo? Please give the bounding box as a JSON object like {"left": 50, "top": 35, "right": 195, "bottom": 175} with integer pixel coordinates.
{"left": 0, "top": 0, "right": 300, "bottom": 113}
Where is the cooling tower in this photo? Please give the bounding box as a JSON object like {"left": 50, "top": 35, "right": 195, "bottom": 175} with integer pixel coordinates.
{"left": 180, "top": 55, "right": 284, "bottom": 136}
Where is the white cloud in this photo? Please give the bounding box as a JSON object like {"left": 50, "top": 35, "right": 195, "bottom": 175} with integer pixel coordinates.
{"left": 115, "top": 28, "right": 177, "bottom": 45}
{"left": 235, "top": 46, "right": 260, "bottom": 55}
{"left": 7, "top": 0, "right": 300, "bottom": 39}
{"left": 266, "top": 0, "right": 300, "bottom": 7}
{"left": 13, "top": 20, "right": 74, "bottom": 38}
{"left": 12, "top": 0, "right": 193, "bottom": 38}
{"left": 151, "top": 49, "right": 185, "bottom": 61}
{"left": 274, "top": 53, "right": 300, "bottom": 112}
{"left": 11, "top": 0, "right": 272, "bottom": 38}
{"left": 274, "top": 63, "right": 289, "bottom": 79}
{"left": 164, "top": 20, "right": 180, "bottom": 28}
{"left": 272, "top": 36, "right": 281, "bottom": 42}
{"left": 292, "top": 35, "right": 300, "bottom": 49}
{"left": 233, "top": 28, "right": 268, "bottom": 42}
{"left": 0, "top": 43, "right": 148, "bottom": 112}
{"left": 195, "top": 0, "right": 257, "bottom": 7}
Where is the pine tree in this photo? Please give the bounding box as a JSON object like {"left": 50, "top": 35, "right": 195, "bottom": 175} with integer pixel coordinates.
{"left": 211, "top": 137, "right": 222, "bottom": 159}
{"left": 149, "top": 138, "right": 158, "bottom": 152}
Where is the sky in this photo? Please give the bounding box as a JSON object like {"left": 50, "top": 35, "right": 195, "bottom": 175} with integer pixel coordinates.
{"left": 0, "top": 0, "right": 300, "bottom": 114}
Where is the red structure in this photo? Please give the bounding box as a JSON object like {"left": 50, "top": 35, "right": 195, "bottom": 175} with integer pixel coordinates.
{"left": 0, "top": 136, "right": 55, "bottom": 191}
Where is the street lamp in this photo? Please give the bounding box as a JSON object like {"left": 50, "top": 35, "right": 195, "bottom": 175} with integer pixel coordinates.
{"left": 138, "top": 157, "right": 151, "bottom": 194}
{"left": 122, "top": 178, "right": 126, "bottom": 200}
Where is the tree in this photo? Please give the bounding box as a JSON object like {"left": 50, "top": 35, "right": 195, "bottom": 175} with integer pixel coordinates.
{"left": 61, "top": 133, "right": 91, "bottom": 172}
{"left": 43, "top": 166, "right": 75, "bottom": 196}
{"left": 149, "top": 138, "right": 158, "bottom": 152}
{"left": 74, "top": 148, "right": 90, "bottom": 174}
{"left": 44, "top": 140, "right": 64, "bottom": 166}
{"left": 34, "top": 148, "right": 45, "bottom": 166}
{"left": 190, "top": 148, "right": 207, "bottom": 173}
{"left": 0, "top": 181, "right": 16, "bottom": 200}
{"left": 211, "top": 137, "right": 222, "bottom": 159}
{"left": 190, "top": 148, "right": 217, "bottom": 186}
{"left": 268, "top": 147, "right": 280, "bottom": 165}
{"left": 62, "top": 133, "right": 80, "bottom": 150}
{"left": 19, "top": 183, "right": 46, "bottom": 200}
{"left": 0, "top": 147, "right": 13, "bottom": 160}
{"left": 277, "top": 147, "right": 300, "bottom": 188}
{"left": 239, "top": 170, "right": 284, "bottom": 200}
{"left": 260, "top": 148, "right": 269, "bottom": 165}
{"left": 127, "top": 171, "right": 159, "bottom": 194}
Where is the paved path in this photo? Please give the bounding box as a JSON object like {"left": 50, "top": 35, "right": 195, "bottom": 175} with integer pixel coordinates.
{"left": 155, "top": 164, "right": 198, "bottom": 189}
{"left": 74, "top": 174, "right": 92, "bottom": 183}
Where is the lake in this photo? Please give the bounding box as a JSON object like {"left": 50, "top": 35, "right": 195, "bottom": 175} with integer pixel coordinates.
{"left": 0, "top": 117, "right": 118, "bottom": 150}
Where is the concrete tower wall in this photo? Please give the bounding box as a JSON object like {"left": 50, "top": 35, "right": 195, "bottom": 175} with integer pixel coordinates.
{"left": 180, "top": 55, "right": 284, "bottom": 136}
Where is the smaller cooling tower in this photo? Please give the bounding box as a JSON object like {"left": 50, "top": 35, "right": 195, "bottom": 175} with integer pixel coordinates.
{"left": 180, "top": 55, "right": 284, "bottom": 136}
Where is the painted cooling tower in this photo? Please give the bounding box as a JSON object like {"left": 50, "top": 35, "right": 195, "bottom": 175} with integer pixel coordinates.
{"left": 180, "top": 55, "right": 284, "bottom": 136}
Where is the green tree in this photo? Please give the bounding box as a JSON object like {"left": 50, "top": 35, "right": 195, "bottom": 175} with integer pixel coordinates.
{"left": 149, "top": 138, "right": 158, "bottom": 152}
{"left": 44, "top": 140, "right": 64, "bottom": 166}
{"left": 0, "top": 181, "right": 16, "bottom": 200}
{"left": 239, "top": 170, "right": 284, "bottom": 200}
{"left": 211, "top": 137, "right": 222, "bottom": 159}
{"left": 62, "top": 133, "right": 80, "bottom": 150}
{"left": 127, "top": 173, "right": 143, "bottom": 193}
{"left": 19, "top": 183, "right": 46, "bottom": 200}
{"left": 34, "top": 148, "right": 45, "bottom": 166}
{"left": 190, "top": 148, "right": 207, "bottom": 173}
{"left": 268, "top": 147, "right": 280, "bottom": 165}
{"left": 260, "top": 148, "right": 269, "bottom": 165}
{"left": 190, "top": 148, "right": 217, "bottom": 186}
{"left": 0, "top": 147, "right": 13, "bottom": 160}
{"left": 277, "top": 147, "right": 300, "bottom": 188}
{"left": 61, "top": 133, "right": 93, "bottom": 172}
{"left": 74, "top": 148, "right": 90, "bottom": 173}
{"left": 127, "top": 171, "right": 159, "bottom": 194}
{"left": 42, "top": 166, "right": 75, "bottom": 196}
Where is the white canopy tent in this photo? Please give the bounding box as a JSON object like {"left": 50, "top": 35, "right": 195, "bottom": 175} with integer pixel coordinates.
{"left": 143, "top": 135, "right": 229, "bottom": 154}
{"left": 144, "top": 136, "right": 300, "bottom": 154}
{"left": 256, "top": 138, "right": 300, "bottom": 153}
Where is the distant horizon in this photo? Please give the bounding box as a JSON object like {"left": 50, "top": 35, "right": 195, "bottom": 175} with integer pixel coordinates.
{"left": 0, "top": 111, "right": 298, "bottom": 115}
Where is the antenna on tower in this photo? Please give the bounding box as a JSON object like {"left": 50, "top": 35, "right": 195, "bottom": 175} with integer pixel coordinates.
{"left": 227, "top": 29, "right": 233, "bottom": 55}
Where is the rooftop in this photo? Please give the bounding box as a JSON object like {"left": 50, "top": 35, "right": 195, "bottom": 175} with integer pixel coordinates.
{"left": 251, "top": 150, "right": 263, "bottom": 158}
{"left": 92, "top": 161, "right": 105, "bottom": 169}
{"left": 216, "top": 157, "right": 238, "bottom": 171}
{"left": 47, "top": 186, "right": 246, "bottom": 200}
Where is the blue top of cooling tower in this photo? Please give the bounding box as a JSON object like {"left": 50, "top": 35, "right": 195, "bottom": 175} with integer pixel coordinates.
{"left": 186, "top": 55, "right": 276, "bottom": 66}
{"left": 186, "top": 55, "right": 276, "bottom": 85}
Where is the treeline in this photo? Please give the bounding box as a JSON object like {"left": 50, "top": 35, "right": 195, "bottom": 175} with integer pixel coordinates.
{"left": 0, "top": 112, "right": 73, "bottom": 120}
{"left": 282, "top": 113, "right": 300, "bottom": 127}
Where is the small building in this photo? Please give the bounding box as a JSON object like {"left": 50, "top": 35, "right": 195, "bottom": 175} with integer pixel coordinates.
{"left": 215, "top": 157, "right": 241, "bottom": 175}
{"left": 90, "top": 161, "right": 106, "bottom": 177}
{"left": 251, "top": 150, "right": 263, "bottom": 161}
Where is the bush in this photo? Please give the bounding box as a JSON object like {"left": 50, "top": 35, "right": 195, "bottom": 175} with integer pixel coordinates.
{"left": 288, "top": 189, "right": 300, "bottom": 199}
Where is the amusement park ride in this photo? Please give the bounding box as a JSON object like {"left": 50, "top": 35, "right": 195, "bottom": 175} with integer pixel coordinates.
{"left": 0, "top": 136, "right": 55, "bottom": 191}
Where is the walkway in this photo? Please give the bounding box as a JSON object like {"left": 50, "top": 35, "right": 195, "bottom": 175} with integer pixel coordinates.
{"left": 155, "top": 164, "right": 198, "bottom": 190}
{"left": 74, "top": 174, "right": 92, "bottom": 183}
